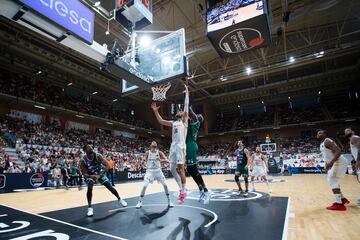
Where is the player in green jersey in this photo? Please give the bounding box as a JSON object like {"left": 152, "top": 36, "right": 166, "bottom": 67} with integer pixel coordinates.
{"left": 186, "top": 107, "right": 210, "bottom": 204}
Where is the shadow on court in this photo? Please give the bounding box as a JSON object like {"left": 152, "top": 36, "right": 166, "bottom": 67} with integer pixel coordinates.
{"left": 0, "top": 190, "right": 288, "bottom": 240}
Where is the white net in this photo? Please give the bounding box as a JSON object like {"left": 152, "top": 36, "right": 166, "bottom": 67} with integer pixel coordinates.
{"left": 151, "top": 82, "right": 171, "bottom": 101}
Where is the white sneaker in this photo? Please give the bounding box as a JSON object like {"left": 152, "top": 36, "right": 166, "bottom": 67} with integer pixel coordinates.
{"left": 268, "top": 189, "right": 272, "bottom": 194}
{"left": 136, "top": 201, "right": 142, "bottom": 209}
{"left": 199, "top": 191, "right": 205, "bottom": 202}
{"left": 251, "top": 188, "right": 256, "bottom": 192}
{"left": 118, "top": 199, "right": 128, "bottom": 207}
{"left": 168, "top": 199, "right": 174, "bottom": 208}
{"left": 203, "top": 191, "right": 211, "bottom": 204}
{"left": 87, "top": 207, "right": 93, "bottom": 217}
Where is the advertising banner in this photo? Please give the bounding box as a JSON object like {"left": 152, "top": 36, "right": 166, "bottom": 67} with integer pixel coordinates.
{"left": 20, "top": 0, "right": 95, "bottom": 43}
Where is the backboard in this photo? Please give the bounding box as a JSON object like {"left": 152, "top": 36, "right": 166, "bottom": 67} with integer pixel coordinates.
{"left": 121, "top": 28, "right": 187, "bottom": 94}
{"left": 260, "top": 143, "right": 276, "bottom": 153}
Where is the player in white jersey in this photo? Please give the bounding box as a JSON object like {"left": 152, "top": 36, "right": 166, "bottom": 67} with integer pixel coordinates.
{"left": 135, "top": 141, "right": 174, "bottom": 209}
{"left": 249, "top": 147, "right": 271, "bottom": 193}
{"left": 317, "top": 130, "right": 350, "bottom": 211}
{"left": 151, "top": 84, "right": 189, "bottom": 204}
{"left": 344, "top": 127, "right": 360, "bottom": 205}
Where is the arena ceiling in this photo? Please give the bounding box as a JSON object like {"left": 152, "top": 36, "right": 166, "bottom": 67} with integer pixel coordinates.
{"left": 87, "top": 0, "right": 360, "bottom": 108}
{"left": 0, "top": 0, "right": 359, "bottom": 111}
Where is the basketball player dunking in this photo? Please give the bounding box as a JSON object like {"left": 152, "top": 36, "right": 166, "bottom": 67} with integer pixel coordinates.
{"left": 186, "top": 106, "right": 211, "bottom": 204}
{"left": 151, "top": 84, "right": 189, "bottom": 204}
{"left": 317, "top": 130, "right": 350, "bottom": 211}
{"left": 344, "top": 127, "right": 360, "bottom": 205}
{"left": 135, "top": 141, "right": 174, "bottom": 209}
{"left": 79, "top": 145, "right": 127, "bottom": 217}
{"left": 234, "top": 140, "right": 251, "bottom": 197}
{"left": 249, "top": 146, "right": 271, "bottom": 193}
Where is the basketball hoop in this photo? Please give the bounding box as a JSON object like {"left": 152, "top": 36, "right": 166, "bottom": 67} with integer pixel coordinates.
{"left": 151, "top": 82, "right": 171, "bottom": 101}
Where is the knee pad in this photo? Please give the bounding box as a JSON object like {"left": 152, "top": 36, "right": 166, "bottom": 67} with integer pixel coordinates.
{"left": 327, "top": 174, "right": 340, "bottom": 189}
{"left": 244, "top": 177, "right": 249, "bottom": 184}
{"left": 234, "top": 175, "right": 240, "bottom": 182}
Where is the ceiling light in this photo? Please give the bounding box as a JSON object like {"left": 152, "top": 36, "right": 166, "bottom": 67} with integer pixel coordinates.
{"left": 67, "top": 82, "right": 73, "bottom": 86}
{"left": 106, "top": 122, "right": 113, "bottom": 125}
{"left": 246, "top": 67, "right": 252, "bottom": 75}
{"left": 139, "top": 35, "right": 152, "bottom": 47}
{"left": 94, "top": 1, "right": 101, "bottom": 7}
{"left": 36, "top": 70, "right": 42, "bottom": 75}
{"left": 318, "top": 91, "right": 321, "bottom": 95}
{"left": 105, "top": 30, "right": 110, "bottom": 35}
{"left": 113, "top": 98, "right": 118, "bottom": 102}
{"left": 261, "top": 101, "right": 264, "bottom": 104}
{"left": 76, "top": 114, "right": 85, "bottom": 118}
{"left": 155, "top": 48, "right": 160, "bottom": 54}
{"left": 289, "top": 56, "right": 295, "bottom": 63}
{"left": 34, "top": 105, "right": 45, "bottom": 110}
{"left": 92, "top": 91, "right": 98, "bottom": 95}
{"left": 130, "top": 127, "right": 136, "bottom": 130}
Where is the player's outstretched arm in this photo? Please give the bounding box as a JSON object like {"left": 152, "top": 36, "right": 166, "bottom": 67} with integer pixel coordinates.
{"left": 151, "top": 102, "right": 173, "bottom": 127}
{"left": 182, "top": 85, "right": 189, "bottom": 125}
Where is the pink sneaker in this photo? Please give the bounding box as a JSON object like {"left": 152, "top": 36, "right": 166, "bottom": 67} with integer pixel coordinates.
{"left": 178, "top": 189, "right": 188, "bottom": 204}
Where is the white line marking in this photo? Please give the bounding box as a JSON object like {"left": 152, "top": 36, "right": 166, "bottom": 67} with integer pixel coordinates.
{"left": 109, "top": 204, "right": 218, "bottom": 228}
{"left": 184, "top": 190, "right": 263, "bottom": 202}
{"left": 0, "top": 214, "right": 8, "bottom": 217}
{"left": 0, "top": 204, "right": 128, "bottom": 240}
{"left": 282, "top": 197, "right": 291, "bottom": 240}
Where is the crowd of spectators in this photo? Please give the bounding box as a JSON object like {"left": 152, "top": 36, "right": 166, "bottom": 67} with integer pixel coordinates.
{"left": 0, "top": 115, "right": 168, "bottom": 174}
{"left": 236, "top": 112, "right": 274, "bottom": 130}
{"left": 278, "top": 106, "right": 326, "bottom": 125}
{"left": 327, "top": 101, "right": 360, "bottom": 119}
{"left": 0, "top": 74, "right": 151, "bottom": 129}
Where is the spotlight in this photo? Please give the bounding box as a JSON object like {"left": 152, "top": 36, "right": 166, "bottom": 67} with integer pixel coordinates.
{"left": 318, "top": 91, "right": 321, "bottom": 95}
{"left": 113, "top": 98, "right": 118, "bottom": 102}
{"left": 92, "top": 91, "right": 98, "bottom": 95}
{"left": 289, "top": 56, "right": 295, "bottom": 63}
{"left": 36, "top": 70, "right": 42, "bottom": 75}
{"left": 246, "top": 67, "right": 252, "bottom": 75}
{"left": 261, "top": 101, "right": 264, "bottom": 104}
{"left": 94, "top": 1, "right": 101, "bottom": 7}
{"left": 67, "top": 82, "right": 73, "bottom": 86}
{"left": 105, "top": 30, "right": 110, "bottom": 35}
{"left": 139, "top": 35, "right": 152, "bottom": 47}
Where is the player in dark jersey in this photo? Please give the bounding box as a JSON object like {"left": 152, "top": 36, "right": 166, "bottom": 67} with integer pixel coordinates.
{"left": 79, "top": 144, "right": 127, "bottom": 217}
{"left": 234, "top": 140, "right": 251, "bottom": 197}
{"left": 186, "top": 107, "right": 210, "bottom": 204}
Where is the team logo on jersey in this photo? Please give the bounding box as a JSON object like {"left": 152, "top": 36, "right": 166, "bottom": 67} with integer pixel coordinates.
{"left": 29, "top": 173, "right": 44, "bottom": 187}
{"left": 184, "top": 188, "right": 264, "bottom": 202}
{"left": 0, "top": 174, "right": 6, "bottom": 189}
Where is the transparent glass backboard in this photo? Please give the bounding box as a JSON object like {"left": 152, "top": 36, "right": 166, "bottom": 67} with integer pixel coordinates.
{"left": 122, "top": 28, "right": 186, "bottom": 93}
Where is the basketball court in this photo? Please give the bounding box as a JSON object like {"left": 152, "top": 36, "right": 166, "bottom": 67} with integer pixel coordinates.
{"left": 0, "top": 175, "right": 359, "bottom": 240}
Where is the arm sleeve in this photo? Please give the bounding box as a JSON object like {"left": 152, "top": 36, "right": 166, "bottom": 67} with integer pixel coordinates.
{"left": 184, "top": 91, "right": 189, "bottom": 113}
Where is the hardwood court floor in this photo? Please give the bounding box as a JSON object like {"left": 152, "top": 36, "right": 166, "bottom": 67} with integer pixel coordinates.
{"left": 0, "top": 174, "right": 359, "bottom": 240}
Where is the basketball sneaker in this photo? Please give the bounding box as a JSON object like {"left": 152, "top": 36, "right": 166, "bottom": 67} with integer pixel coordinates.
{"left": 243, "top": 190, "right": 249, "bottom": 197}
{"left": 326, "top": 203, "right": 346, "bottom": 211}
{"left": 87, "top": 207, "right": 93, "bottom": 217}
{"left": 199, "top": 191, "right": 205, "bottom": 202}
{"left": 136, "top": 201, "right": 143, "bottom": 209}
{"left": 341, "top": 198, "right": 350, "bottom": 205}
{"left": 168, "top": 198, "right": 174, "bottom": 208}
{"left": 118, "top": 198, "right": 128, "bottom": 207}
{"left": 204, "top": 191, "right": 211, "bottom": 204}
{"left": 236, "top": 190, "right": 244, "bottom": 196}
{"left": 178, "top": 189, "right": 188, "bottom": 204}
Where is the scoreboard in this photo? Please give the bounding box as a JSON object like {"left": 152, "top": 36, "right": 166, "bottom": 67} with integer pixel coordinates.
{"left": 206, "top": 0, "right": 271, "bottom": 58}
